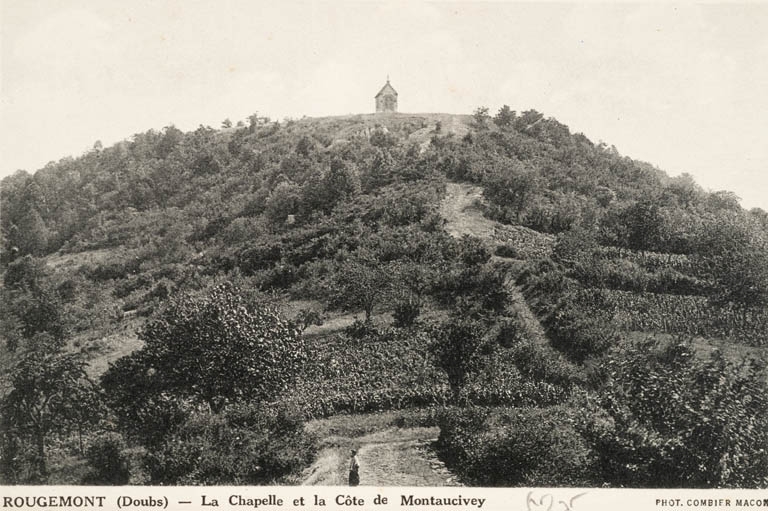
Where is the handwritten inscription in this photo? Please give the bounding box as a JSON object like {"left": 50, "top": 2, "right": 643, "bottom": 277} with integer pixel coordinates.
{"left": 526, "top": 491, "right": 587, "bottom": 511}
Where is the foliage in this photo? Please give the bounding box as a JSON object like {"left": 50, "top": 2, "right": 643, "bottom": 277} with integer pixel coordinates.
{"left": 437, "top": 405, "right": 595, "bottom": 486}
{"left": 283, "top": 325, "right": 566, "bottom": 419}
{"left": 392, "top": 299, "right": 421, "bottom": 328}
{"left": 83, "top": 433, "right": 131, "bottom": 485}
{"left": 582, "top": 339, "right": 768, "bottom": 488}
{"left": 492, "top": 224, "right": 555, "bottom": 259}
{"left": 520, "top": 264, "right": 620, "bottom": 362}
{"left": 582, "top": 288, "right": 768, "bottom": 346}
{"left": 294, "top": 307, "right": 325, "bottom": 332}
{"left": 1, "top": 349, "right": 103, "bottom": 479}
{"left": 694, "top": 213, "right": 768, "bottom": 309}
{"left": 331, "top": 255, "right": 393, "bottom": 322}
{"left": 493, "top": 243, "right": 518, "bottom": 258}
{"left": 483, "top": 165, "right": 540, "bottom": 222}
{"left": 143, "top": 404, "right": 315, "bottom": 485}
{"left": 265, "top": 181, "right": 302, "bottom": 223}
{"left": 101, "top": 282, "right": 306, "bottom": 445}
{"left": 436, "top": 263, "right": 510, "bottom": 314}
{"left": 543, "top": 297, "right": 620, "bottom": 362}
{"left": 471, "top": 107, "right": 491, "bottom": 130}
{"left": 1, "top": 256, "right": 67, "bottom": 350}
{"left": 2, "top": 109, "right": 767, "bottom": 488}
{"left": 616, "top": 200, "right": 665, "bottom": 253}
{"left": 493, "top": 105, "right": 517, "bottom": 129}
{"left": 429, "top": 319, "right": 489, "bottom": 402}
{"left": 507, "top": 338, "right": 581, "bottom": 388}
{"left": 344, "top": 318, "right": 381, "bottom": 339}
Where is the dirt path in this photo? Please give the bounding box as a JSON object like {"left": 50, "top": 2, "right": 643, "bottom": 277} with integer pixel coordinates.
{"left": 439, "top": 181, "right": 572, "bottom": 362}
{"left": 301, "top": 414, "right": 461, "bottom": 487}
{"left": 439, "top": 182, "right": 497, "bottom": 240}
{"left": 356, "top": 430, "right": 460, "bottom": 487}
{"left": 408, "top": 114, "right": 470, "bottom": 154}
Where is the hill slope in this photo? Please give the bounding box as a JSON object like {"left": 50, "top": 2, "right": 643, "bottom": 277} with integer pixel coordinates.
{"left": 1, "top": 108, "right": 767, "bottom": 487}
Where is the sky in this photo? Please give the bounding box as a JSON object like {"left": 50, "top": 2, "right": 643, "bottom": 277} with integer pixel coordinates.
{"left": 2, "top": 1, "right": 767, "bottom": 209}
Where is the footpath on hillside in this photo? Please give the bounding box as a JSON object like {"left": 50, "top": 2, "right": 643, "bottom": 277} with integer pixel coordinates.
{"left": 439, "top": 182, "right": 498, "bottom": 239}
{"left": 303, "top": 182, "right": 553, "bottom": 487}
{"left": 301, "top": 416, "right": 461, "bottom": 487}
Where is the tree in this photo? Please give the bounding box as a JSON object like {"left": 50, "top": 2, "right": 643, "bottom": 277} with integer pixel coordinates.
{"left": 552, "top": 226, "right": 599, "bottom": 264}
{"left": 1, "top": 256, "right": 66, "bottom": 349}
{"left": 248, "top": 113, "right": 263, "bottom": 132}
{"left": 429, "top": 318, "right": 487, "bottom": 403}
{"left": 483, "top": 165, "right": 540, "bottom": 222}
{"left": 705, "top": 190, "right": 741, "bottom": 212}
{"left": 265, "top": 181, "right": 301, "bottom": 223}
{"left": 13, "top": 209, "right": 49, "bottom": 257}
{"left": 695, "top": 213, "right": 768, "bottom": 310}
{"left": 618, "top": 200, "right": 664, "bottom": 253}
{"left": 102, "top": 282, "right": 306, "bottom": 426}
{"left": 666, "top": 173, "right": 702, "bottom": 209}
{"left": 515, "top": 109, "right": 544, "bottom": 130}
{"left": 332, "top": 255, "right": 392, "bottom": 322}
{"left": 1, "top": 350, "right": 102, "bottom": 478}
{"left": 472, "top": 107, "right": 490, "bottom": 131}
{"left": 493, "top": 105, "right": 516, "bottom": 129}
{"left": 324, "top": 157, "right": 360, "bottom": 202}
{"left": 712, "top": 245, "right": 768, "bottom": 309}
{"left": 303, "top": 158, "right": 361, "bottom": 215}
{"left": 750, "top": 207, "right": 768, "bottom": 230}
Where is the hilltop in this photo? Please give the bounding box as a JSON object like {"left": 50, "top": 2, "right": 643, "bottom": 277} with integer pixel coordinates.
{"left": 1, "top": 108, "right": 767, "bottom": 487}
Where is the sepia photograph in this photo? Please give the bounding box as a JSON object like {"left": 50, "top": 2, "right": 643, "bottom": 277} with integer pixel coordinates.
{"left": 1, "top": 0, "right": 767, "bottom": 491}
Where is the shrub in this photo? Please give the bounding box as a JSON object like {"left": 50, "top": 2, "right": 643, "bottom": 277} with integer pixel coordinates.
{"left": 83, "top": 433, "right": 131, "bottom": 485}
{"left": 102, "top": 282, "right": 307, "bottom": 445}
{"left": 494, "top": 243, "right": 518, "bottom": 258}
{"left": 429, "top": 318, "right": 488, "bottom": 403}
{"left": 87, "top": 256, "right": 143, "bottom": 281}
{"left": 582, "top": 339, "right": 768, "bottom": 488}
{"left": 510, "top": 339, "right": 580, "bottom": 388}
{"left": 495, "top": 319, "right": 522, "bottom": 349}
{"left": 143, "top": 404, "right": 315, "bottom": 485}
{"left": 437, "top": 266, "right": 509, "bottom": 313}
{"left": 437, "top": 406, "right": 595, "bottom": 486}
{"left": 392, "top": 300, "right": 421, "bottom": 328}
{"left": 344, "top": 319, "right": 380, "bottom": 339}
{"left": 542, "top": 293, "right": 620, "bottom": 362}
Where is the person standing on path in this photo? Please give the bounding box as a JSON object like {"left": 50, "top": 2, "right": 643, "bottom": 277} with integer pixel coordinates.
{"left": 348, "top": 449, "right": 360, "bottom": 486}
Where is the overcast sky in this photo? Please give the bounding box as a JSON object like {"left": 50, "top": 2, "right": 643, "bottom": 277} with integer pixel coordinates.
{"left": 2, "top": 1, "right": 767, "bottom": 209}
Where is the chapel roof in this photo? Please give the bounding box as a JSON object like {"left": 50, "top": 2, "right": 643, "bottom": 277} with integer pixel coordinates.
{"left": 375, "top": 79, "right": 398, "bottom": 98}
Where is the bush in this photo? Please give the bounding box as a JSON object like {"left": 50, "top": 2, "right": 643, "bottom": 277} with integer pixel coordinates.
{"left": 102, "top": 282, "right": 307, "bottom": 445}
{"left": 143, "top": 404, "right": 315, "bottom": 485}
{"left": 87, "top": 256, "right": 143, "bottom": 281}
{"left": 510, "top": 339, "right": 580, "bottom": 388}
{"left": 437, "top": 406, "right": 595, "bottom": 486}
{"left": 344, "top": 319, "right": 380, "bottom": 339}
{"left": 494, "top": 243, "right": 518, "bottom": 258}
{"left": 545, "top": 301, "right": 619, "bottom": 362}
{"left": 83, "top": 433, "right": 131, "bottom": 485}
{"left": 392, "top": 300, "right": 421, "bottom": 328}
{"left": 581, "top": 339, "right": 768, "bottom": 488}
{"left": 437, "top": 266, "right": 509, "bottom": 313}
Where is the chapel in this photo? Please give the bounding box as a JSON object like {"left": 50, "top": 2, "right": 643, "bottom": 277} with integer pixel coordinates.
{"left": 375, "top": 78, "right": 398, "bottom": 113}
